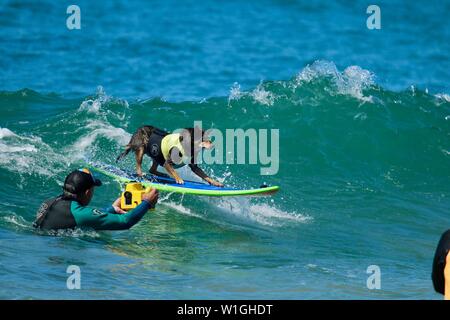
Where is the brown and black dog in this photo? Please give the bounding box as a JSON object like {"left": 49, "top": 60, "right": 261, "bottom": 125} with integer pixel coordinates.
{"left": 117, "top": 125, "right": 223, "bottom": 187}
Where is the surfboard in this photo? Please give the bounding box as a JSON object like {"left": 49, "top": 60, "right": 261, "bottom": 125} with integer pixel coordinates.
{"left": 88, "top": 162, "right": 279, "bottom": 197}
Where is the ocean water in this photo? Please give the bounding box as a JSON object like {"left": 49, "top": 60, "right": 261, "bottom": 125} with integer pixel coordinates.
{"left": 0, "top": 0, "right": 449, "bottom": 299}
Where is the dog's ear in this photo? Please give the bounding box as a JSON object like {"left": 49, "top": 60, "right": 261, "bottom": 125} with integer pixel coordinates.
{"left": 194, "top": 126, "right": 205, "bottom": 140}
{"left": 180, "top": 129, "right": 192, "bottom": 145}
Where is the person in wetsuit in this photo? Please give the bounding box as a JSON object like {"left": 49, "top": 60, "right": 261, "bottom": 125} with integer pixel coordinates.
{"left": 33, "top": 168, "right": 158, "bottom": 231}
{"left": 432, "top": 229, "right": 450, "bottom": 300}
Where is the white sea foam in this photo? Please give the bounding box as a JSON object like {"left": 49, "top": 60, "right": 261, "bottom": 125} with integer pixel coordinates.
{"left": 228, "top": 61, "right": 375, "bottom": 106}
{"left": 295, "top": 60, "right": 340, "bottom": 83}
{"left": 153, "top": 173, "right": 308, "bottom": 227}
{"left": 228, "top": 82, "right": 242, "bottom": 102}
{"left": 227, "top": 81, "right": 275, "bottom": 106}
{"left": 44, "top": 227, "right": 101, "bottom": 238}
{"left": 79, "top": 86, "right": 108, "bottom": 114}
{"left": 0, "top": 143, "right": 37, "bottom": 153}
{"left": 435, "top": 93, "right": 450, "bottom": 103}
{"left": 0, "top": 128, "right": 18, "bottom": 139}
{"left": 295, "top": 60, "right": 375, "bottom": 101}
{"left": 250, "top": 83, "right": 275, "bottom": 106}
{"left": 67, "top": 87, "right": 133, "bottom": 160}
{"left": 353, "top": 112, "right": 368, "bottom": 121}
{"left": 340, "top": 66, "right": 374, "bottom": 101}
{"left": 214, "top": 197, "right": 311, "bottom": 227}
{"left": 163, "top": 201, "right": 203, "bottom": 219}
{"left": 0, "top": 127, "right": 64, "bottom": 176}
{"left": 2, "top": 214, "right": 30, "bottom": 229}
{"left": 157, "top": 167, "right": 305, "bottom": 227}
{"left": 78, "top": 86, "right": 130, "bottom": 125}
{"left": 69, "top": 120, "right": 132, "bottom": 159}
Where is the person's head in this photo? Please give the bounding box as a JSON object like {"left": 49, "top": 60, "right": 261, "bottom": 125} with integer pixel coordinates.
{"left": 62, "top": 168, "right": 102, "bottom": 206}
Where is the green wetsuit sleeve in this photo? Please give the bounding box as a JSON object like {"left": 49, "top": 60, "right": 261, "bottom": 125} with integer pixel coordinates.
{"left": 71, "top": 201, "right": 151, "bottom": 230}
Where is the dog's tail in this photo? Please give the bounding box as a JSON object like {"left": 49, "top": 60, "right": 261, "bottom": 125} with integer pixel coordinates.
{"left": 116, "top": 145, "right": 131, "bottom": 162}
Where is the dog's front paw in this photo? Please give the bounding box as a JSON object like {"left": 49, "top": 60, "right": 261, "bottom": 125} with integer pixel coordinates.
{"left": 175, "top": 178, "right": 184, "bottom": 184}
{"left": 206, "top": 178, "right": 224, "bottom": 187}
{"left": 212, "top": 181, "right": 224, "bottom": 187}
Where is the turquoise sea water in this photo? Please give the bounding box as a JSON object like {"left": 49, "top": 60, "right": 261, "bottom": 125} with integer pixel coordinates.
{"left": 0, "top": 0, "right": 449, "bottom": 299}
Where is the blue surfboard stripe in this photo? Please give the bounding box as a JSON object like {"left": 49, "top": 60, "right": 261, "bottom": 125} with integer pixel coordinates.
{"left": 91, "top": 162, "right": 237, "bottom": 191}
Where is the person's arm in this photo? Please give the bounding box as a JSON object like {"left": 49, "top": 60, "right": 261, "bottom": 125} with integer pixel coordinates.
{"left": 71, "top": 200, "right": 151, "bottom": 230}
{"left": 445, "top": 252, "right": 450, "bottom": 300}
{"left": 105, "top": 206, "right": 117, "bottom": 214}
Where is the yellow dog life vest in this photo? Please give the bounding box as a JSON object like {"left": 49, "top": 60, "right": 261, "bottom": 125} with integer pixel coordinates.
{"left": 161, "top": 133, "right": 188, "bottom": 166}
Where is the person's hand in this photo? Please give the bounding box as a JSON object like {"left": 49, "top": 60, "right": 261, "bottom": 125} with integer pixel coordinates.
{"left": 142, "top": 188, "right": 159, "bottom": 208}
{"left": 206, "top": 177, "right": 224, "bottom": 187}
{"left": 112, "top": 197, "right": 127, "bottom": 214}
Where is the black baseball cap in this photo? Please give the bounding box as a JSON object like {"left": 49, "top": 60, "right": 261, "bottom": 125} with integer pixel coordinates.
{"left": 63, "top": 168, "right": 102, "bottom": 194}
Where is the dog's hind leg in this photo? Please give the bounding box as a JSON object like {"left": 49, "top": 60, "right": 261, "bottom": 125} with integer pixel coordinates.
{"left": 135, "top": 147, "right": 145, "bottom": 176}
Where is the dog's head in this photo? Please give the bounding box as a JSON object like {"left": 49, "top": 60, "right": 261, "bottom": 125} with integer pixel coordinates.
{"left": 180, "top": 126, "right": 214, "bottom": 155}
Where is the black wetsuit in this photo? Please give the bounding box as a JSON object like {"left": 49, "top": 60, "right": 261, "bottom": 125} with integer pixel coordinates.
{"left": 145, "top": 127, "right": 168, "bottom": 166}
